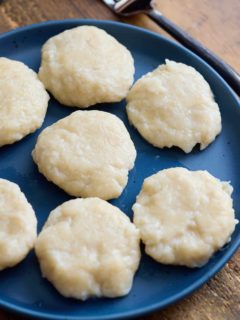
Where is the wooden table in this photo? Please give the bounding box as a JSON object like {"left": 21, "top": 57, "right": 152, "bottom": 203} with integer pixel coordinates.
{"left": 0, "top": 1, "right": 239, "bottom": 319}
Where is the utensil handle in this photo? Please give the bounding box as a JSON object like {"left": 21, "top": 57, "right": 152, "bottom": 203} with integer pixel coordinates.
{"left": 148, "top": 9, "right": 240, "bottom": 96}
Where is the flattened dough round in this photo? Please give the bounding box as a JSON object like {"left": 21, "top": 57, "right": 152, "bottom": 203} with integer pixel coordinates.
{"left": 35, "top": 198, "right": 140, "bottom": 299}
{"left": 39, "top": 26, "right": 134, "bottom": 108}
{"left": 126, "top": 60, "right": 222, "bottom": 153}
{"left": 32, "top": 110, "right": 136, "bottom": 200}
{"left": 0, "top": 58, "right": 49, "bottom": 147}
{"left": 133, "top": 168, "right": 238, "bottom": 267}
{"left": 0, "top": 179, "right": 37, "bottom": 270}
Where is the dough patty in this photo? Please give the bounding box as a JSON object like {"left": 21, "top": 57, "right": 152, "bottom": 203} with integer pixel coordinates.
{"left": 0, "top": 57, "right": 49, "bottom": 147}
{"left": 133, "top": 168, "right": 238, "bottom": 267}
{"left": 0, "top": 179, "right": 37, "bottom": 270}
{"left": 126, "top": 60, "right": 221, "bottom": 153}
{"left": 32, "top": 110, "right": 136, "bottom": 200}
{"left": 35, "top": 198, "right": 140, "bottom": 299}
{"left": 39, "top": 25, "right": 134, "bottom": 108}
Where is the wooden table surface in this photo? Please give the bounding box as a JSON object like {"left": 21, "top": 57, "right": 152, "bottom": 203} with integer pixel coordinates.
{"left": 0, "top": 1, "right": 239, "bottom": 319}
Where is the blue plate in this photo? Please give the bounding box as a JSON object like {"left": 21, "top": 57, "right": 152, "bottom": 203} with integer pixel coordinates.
{"left": 0, "top": 19, "right": 239, "bottom": 320}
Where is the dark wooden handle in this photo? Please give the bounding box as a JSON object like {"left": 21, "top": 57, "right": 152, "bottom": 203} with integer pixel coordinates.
{"left": 148, "top": 9, "right": 240, "bottom": 96}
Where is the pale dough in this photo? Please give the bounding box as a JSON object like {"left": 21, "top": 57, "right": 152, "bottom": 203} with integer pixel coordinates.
{"left": 35, "top": 198, "right": 140, "bottom": 299}
{"left": 0, "top": 57, "right": 49, "bottom": 147}
{"left": 133, "top": 168, "right": 238, "bottom": 267}
{"left": 32, "top": 110, "right": 136, "bottom": 200}
{"left": 39, "top": 26, "right": 134, "bottom": 108}
{"left": 0, "top": 179, "right": 37, "bottom": 270}
{"left": 126, "top": 60, "right": 222, "bottom": 153}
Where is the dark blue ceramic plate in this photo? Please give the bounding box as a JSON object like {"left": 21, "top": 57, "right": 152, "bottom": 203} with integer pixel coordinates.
{"left": 0, "top": 19, "right": 239, "bottom": 320}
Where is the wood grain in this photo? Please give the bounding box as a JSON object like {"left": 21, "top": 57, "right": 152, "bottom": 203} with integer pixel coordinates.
{"left": 0, "top": 1, "right": 239, "bottom": 319}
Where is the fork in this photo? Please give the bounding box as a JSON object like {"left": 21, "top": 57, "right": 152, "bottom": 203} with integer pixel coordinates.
{"left": 103, "top": 0, "right": 240, "bottom": 96}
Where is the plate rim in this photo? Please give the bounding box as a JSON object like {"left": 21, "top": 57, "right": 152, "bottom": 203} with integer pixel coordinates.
{"left": 0, "top": 18, "right": 239, "bottom": 320}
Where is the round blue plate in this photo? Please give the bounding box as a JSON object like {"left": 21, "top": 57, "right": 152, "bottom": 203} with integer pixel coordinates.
{"left": 0, "top": 19, "right": 239, "bottom": 320}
